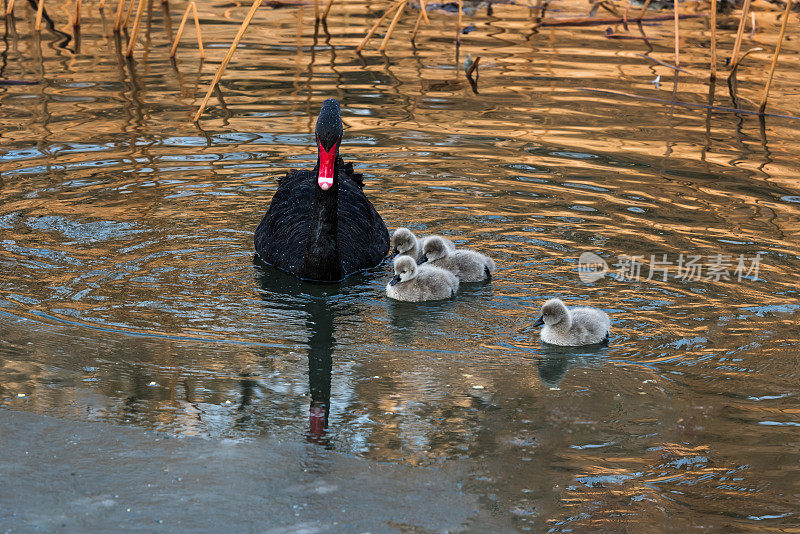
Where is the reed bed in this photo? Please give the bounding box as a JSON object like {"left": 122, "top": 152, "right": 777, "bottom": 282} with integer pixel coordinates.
{"left": 2, "top": 0, "right": 796, "bottom": 120}
{"left": 193, "top": 0, "right": 264, "bottom": 122}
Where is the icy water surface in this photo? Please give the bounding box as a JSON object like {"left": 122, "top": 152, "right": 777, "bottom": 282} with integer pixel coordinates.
{"left": 1, "top": 0, "right": 800, "bottom": 530}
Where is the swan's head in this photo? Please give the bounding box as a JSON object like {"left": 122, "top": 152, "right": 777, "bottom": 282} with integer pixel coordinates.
{"left": 315, "top": 99, "right": 343, "bottom": 191}
{"left": 389, "top": 256, "right": 418, "bottom": 285}
{"left": 390, "top": 228, "right": 417, "bottom": 258}
{"left": 417, "top": 236, "right": 449, "bottom": 265}
{"left": 533, "top": 298, "right": 569, "bottom": 327}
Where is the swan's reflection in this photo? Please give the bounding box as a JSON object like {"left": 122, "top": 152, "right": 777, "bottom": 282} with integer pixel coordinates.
{"left": 305, "top": 296, "right": 334, "bottom": 446}
{"left": 234, "top": 373, "right": 258, "bottom": 430}
{"left": 254, "top": 258, "right": 337, "bottom": 447}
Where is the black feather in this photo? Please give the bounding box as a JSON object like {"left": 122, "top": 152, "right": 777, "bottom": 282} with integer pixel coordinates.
{"left": 342, "top": 161, "right": 364, "bottom": 189}
{"left": 254, "top": 158, "right": 388, "bottom": 281}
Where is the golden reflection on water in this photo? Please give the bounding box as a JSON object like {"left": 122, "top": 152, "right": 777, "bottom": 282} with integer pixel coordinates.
{"left": 1, "top": 0, "right": 800, "bottom": 530}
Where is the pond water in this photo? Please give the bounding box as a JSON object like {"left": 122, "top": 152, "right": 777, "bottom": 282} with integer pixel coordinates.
{"left": 1, "top": 0, "right": 799, "bottom": 530}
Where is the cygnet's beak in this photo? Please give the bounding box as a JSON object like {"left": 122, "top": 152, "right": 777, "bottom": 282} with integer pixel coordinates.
{"left": 388, "top": 249, "right": 398, "bottom": 260}
{"left": 417, "top": 254, "right": 428, "bottom": 265}
{"left": 533, "top": 316, "right": 544, "bottom": 327}
{"left": 389, "top": 274, "right": 401, "bottom": 286}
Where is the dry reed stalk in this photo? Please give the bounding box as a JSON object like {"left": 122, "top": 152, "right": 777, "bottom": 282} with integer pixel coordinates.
{"left": 532, "top": 0, "right": 543, "bottom": 17}
{"left": 749, "top": 11, "right": 755, "bottom": 38}
{"left": 729, "top": 0, "right": 752, "bottom": 68}
{"left": 170, "top": 1, "right": 204, "bottom": 58}
{"left": 411, "top": 8, "right": 425, "bottom": 41}
{"left": 456, "top": 0, "right": 462, "bottom": 44}
{"left": 163, "top": 0, "right": 174, "bottom": 42}
{"left": 74, "top": 0, "right": 81, "bottom": 26}
{"left": 466, "top": 55, "right": 480, "bottom": 76}
{"left": 5, "top": 0, "right": 14, "bottom": 17}
{"left": 193, "top": 0, "right": 264, "bottom": 122}
{"left": 420, "top": 0, "right": 428, "bottom": 23}
{"left": 314, "top": 0, "right": 319, "bottom": 19}
{"left": 123, "top": 0, "right": 136, "bottom": 28}
{"left": 637, "top": 0, "right": 652, "bottom": 20}
{"left": 379, "top": 0, "right": 407, "bottom": 51}
{"left": 710, "top": 0, "right": 717, "bottom": 79}
{"left": 673, "top": 0, "right": 679, "bottom": 67}
{"left": 356, "top": 1, "right": 401, "bottom": 52}
{"left": 113, "top": 0, "right": 126, "bottom": 31}
{"left": 322, "top": 0, "right": 334, "bottom": 19}
{"left": 759, "top": 0, "right": 792, "bottom": 113}
{"left": 125, "top": 0, "right": 146, "bottom": 56}
{"left": 171, "top": 2, "right": 204, "bottom": 58}
{"left": 729, "top": 45, "right": 763, "bottom": 72}
{"left": 637, "top": 52, "right": 691, "bottom": 73}
{"left": 34, "top": 0, "right": 44, "bottom": 30}
{"left": 192, "top": 3, "right": 204, "bottom": 58}
{"left": 530, "top": 0, "right": 544, "bottom": 31}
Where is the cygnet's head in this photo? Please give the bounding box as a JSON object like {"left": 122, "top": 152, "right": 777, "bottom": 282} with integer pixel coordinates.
{"left": 417, "top": 236, "right": 450, "bottom": 265}
{"left": 389, "top": 256, "right": 418, "bottom": 285}
{"left": 533, "top": 298, "right": 569, "bottom": 327}
{"left": 391, "top": 228, "right": 417, "bottom": 258}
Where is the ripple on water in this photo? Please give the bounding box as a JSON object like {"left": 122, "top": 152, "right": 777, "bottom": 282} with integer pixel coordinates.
{"left": 1, "top": 3, "right": 800, "bottom": 530}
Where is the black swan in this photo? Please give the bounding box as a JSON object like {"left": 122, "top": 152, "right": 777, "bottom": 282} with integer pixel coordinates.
{"left": 254, "top": 99, "right": 389, "bottom": 281}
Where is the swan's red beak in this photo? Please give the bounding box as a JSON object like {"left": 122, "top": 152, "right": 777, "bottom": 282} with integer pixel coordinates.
{"left": 317, "top": 141, "right": 337, "bottom": 191}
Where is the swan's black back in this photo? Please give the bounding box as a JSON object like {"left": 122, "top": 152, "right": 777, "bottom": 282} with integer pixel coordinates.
{"left": 254, "top": 158, "right": 389, "bottom": 280}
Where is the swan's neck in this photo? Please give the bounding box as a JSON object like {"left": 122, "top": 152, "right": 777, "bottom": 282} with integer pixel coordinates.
{"left": 300, "top": 160, "right": 341, "bottom": 280}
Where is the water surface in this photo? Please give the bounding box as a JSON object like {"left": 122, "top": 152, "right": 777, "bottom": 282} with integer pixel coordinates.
{"left": 1, "top": 0, "right": 800, "bottom": 530}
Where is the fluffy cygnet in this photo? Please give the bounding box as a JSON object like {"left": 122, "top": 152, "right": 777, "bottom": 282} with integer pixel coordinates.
{"left": 390, "top": 228, "right": 422, "bottom": 260}
{"left": 533, "top": 298, "right": 610, "bottom": 346}
{"left": 420, "top": 234, "right": 455, "bottom": 254}
{"left": 386, "top": 255, "right": 459, "bottom": 302}
{"left": 418, "top": 236, "right": 496, "bottom": 282}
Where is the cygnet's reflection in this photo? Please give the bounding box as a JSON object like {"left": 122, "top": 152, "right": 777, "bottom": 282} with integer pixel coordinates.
{"left": 386, "top": 283, "right": 493, "bottom": 344}
{"left": 535, "top": 343, "right": 609, "bottom": 389}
